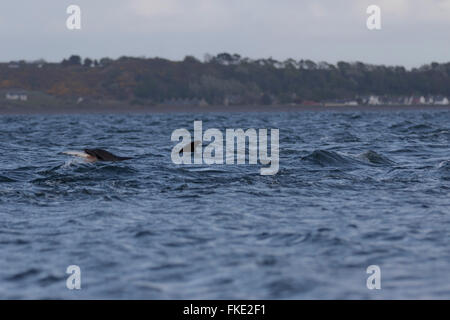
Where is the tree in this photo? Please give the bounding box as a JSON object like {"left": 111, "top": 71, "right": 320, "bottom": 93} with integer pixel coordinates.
{"left": 68, "top": 55, "right": 82, "bottom": 65}
{"left": 99, "top": 57, "right": 113, "bottom": 66}
{"left": 183, "top": 55, "right": 200, "bottom": 63}
{"left": 4, "top": 54, "right": 450, "bottom": 106}
{"left": 215, "top": 53, "right": 233, "bottom": 65}
{"left": 304, "top": 60, "right": 317, "bottom": 70}
{"left": 61, "top": 55, "right": 82, "bottom": 66}
{"left": 83, "top": 58, "right": 93, "bottom": 67}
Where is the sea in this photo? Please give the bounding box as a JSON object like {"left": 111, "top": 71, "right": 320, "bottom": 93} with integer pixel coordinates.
{"left": 0, "top": 110, "right": 449, "bottom": 299}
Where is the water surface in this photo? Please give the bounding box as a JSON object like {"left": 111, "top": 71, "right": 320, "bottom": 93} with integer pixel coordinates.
{"left": 1, "top": 110, "right": 449, "bottom": 299}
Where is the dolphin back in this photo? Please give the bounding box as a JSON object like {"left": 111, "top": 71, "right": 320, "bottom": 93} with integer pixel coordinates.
{"left": 84, "top": 149, "right": 132, "bottom": 161}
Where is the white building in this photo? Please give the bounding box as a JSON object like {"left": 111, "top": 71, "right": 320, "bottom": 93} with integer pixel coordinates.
{"left": 368, "top": 95, "right": 381, "bottom": 105}
{"left": 419, "top": 96, "right": 426, "bottom": 104}
{"left": 6, "top": 93, "right": 28, "bottom": 101}
{"left": 434, "top": 97, "right": 449, "bottom": 105}
{"left": 404, "top": 97, "right": 413, "bottom": 105}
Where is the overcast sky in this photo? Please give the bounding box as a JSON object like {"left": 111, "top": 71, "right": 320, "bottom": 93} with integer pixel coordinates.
{"left": 0, "top": 0, "right": 449, "bottom": 67}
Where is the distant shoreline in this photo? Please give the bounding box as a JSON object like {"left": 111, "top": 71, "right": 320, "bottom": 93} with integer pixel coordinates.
{"left": 2, "top": 56, "right": 450, "bottom": 113}
{"left": 1, "top": 103, "right": 450, "bottom": 115}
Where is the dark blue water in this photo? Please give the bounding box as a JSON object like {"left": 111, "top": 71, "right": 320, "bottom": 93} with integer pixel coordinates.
{"left": 1, "top": 110, "right": 450, "bottom": 299}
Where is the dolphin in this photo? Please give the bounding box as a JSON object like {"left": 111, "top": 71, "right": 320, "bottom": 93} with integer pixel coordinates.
{"left": 180, "top": 141, "right": 202, "bottom": 155}
{"left": 62, "top": 149, "right": 132, "bottom": 162}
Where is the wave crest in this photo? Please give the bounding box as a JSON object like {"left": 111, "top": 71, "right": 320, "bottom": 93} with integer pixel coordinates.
{"left": 301, "top": 150, "right": 358, "bottom": 167}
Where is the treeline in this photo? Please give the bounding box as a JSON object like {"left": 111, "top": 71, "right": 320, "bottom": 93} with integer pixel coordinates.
{"left": 1, "top": 53, "right": 450, "bottom": 105}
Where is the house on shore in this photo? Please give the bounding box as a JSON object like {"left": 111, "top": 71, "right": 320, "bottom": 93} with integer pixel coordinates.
{"left": 324, "top": 99, "right": 359, "bottom": 107}
{"left": 368, "top": 95, "right": 381, "bottom": 105}
{"left": 326, "top": 95, "right": 449, "bottom": 107}
{"left": 433, "top": 96, "right": 449, "bottom": 105}
{"left": 4, "top": 90, "right": 28, "bottom": 101}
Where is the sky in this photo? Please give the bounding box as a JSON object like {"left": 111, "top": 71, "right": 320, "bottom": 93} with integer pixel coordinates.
{"left": 0, "top": 0, "right": 449, "bottom": 68}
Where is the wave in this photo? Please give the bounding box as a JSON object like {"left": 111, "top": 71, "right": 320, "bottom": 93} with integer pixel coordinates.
{"left": 301, "top": 149, "right": 395, "bottom": 168}
{"left": 407, "top": 124, "right": 433, "bottom": 131}
{"left": 389, "top": 121, "right": 435, "bottom": 134}
{"left": 357, "top": 150, "right": 396, "bottom": 166}
{"left": 0, "top": 175, "right": 17, "bottom": 183}
{"left": 438, "top": 160, "right": 450, "bottom": 168}
{"left": 437, "top": 161, "right": 450, "bottom": 180}
{"left": 301, "top": 150, "right": 361, "bottom": 167}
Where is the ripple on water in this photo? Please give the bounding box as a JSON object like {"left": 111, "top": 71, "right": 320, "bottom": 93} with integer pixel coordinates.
{"left": 1, "top": 111, "right": 450, "bottom": 299}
